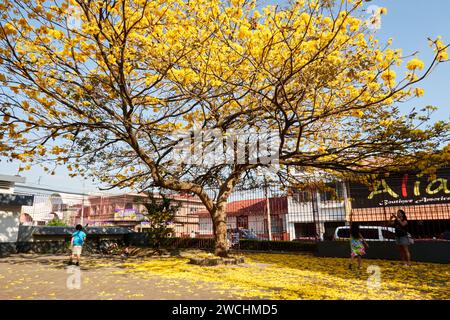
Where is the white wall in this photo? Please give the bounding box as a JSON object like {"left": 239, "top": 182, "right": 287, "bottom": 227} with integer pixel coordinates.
{"left": 20, "top": 192, "right": 85, "bottom": 224}
{"left": 248, "top": 215, "right": 264, "bottom": 233}
{"left": 198, "top": 216, "right": 238, "bottom": 235}
{"left": 0, "top": 181, "right": 14, "bottom": 194}
{"left": 286, "top": 195, "right": 347, "bottom": 240}
{"left": 0, "top": 205, "right": 21, "bottom": 243}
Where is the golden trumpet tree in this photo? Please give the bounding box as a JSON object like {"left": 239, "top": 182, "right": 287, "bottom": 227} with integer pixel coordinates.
{"left": 0, "top": 0, "right": 449, "bottom": 256}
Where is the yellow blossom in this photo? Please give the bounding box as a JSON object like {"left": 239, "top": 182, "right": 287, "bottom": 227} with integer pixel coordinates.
{"left": 407, "top": 58, "right": 425, "bottom": 71}
{"left": 437, "top": 50, "right": 448, "bottom": 61}
{"left": 415, "top": 88, "right": 425, "bottom": 97}
{"left": 381, "top": 70, "right": 396, "bottom": 86}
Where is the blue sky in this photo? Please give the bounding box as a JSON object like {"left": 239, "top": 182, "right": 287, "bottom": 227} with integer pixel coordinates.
{"left": 1, "top": 0, "right": 449, "bottom": 193}
{"left": 367, "top": 0, "right": 450, "bottom": 122}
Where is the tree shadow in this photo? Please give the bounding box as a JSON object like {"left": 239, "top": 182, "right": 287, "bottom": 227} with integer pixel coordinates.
{"left": 0, "top": 253, "right": 132, "bottom": 271}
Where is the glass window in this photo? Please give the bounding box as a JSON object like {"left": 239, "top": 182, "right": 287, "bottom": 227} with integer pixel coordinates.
{"left": 320, "top": 190, "right": 333, "bottom": 202}
{"left": 292, "top": 190, "right": 312, "bottom": 203}
{"left": 360, "top": 229, "right": 380, "bottom": 240}
{"left": 337, "top": 228, "right": 350, "bottom": 239}
{"left": 236, "top": 216, "right": 248, "bottom": 229}
{"left": 335, "top": 182, "right": 345, "bottom": 199}
{"left": 264, "top": 215, "right": 284, "bottom": 233}
{"left": 320, "top": 182, "right": 345, "bottom": 201}
{"left": 295, "top": 223, "right": 316, "bottom": 238}
{"left": 124, "top": 202, "right": 133, "bottom": 209}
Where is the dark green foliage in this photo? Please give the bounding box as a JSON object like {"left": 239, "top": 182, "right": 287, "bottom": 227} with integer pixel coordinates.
{"left": 140, "top": 193, "right": 181, "bottom": 250}
{"left": 125, "top": 233, "right": 316, "bottom": 253}
{"left": 46, "top": 218, "right": 67, "bottom": 227}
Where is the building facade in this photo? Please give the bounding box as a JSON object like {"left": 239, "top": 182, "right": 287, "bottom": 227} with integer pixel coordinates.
{"left": 348, "top": 167, "right": 450, "bottom": 239}
{"left": 286, "top": 182, "right": 349, "bottom": 240}
{"left": 0, "top": 174, "right": 34, "bottom": 255}
{"left": 16, "top": 186, "right": 85, "bottom": 225}
{"left": 72, "top": 193, "right": 206, "bottom": 237}
{"left": 198, "top": 197, "right": 290, "bottom": 240}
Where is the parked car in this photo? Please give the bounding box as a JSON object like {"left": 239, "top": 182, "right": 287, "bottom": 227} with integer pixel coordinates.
{"left": 333, "top": 226, "right": 412, "bottom": 242}
{"left": 227, "top": 228, "right": 260, "bottom": 240}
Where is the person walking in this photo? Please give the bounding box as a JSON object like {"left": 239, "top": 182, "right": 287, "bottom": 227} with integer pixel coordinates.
{"left": 348, "top": 223, "right": 369, "bottom": 270}
{"left": 68, "top": 224, "right": 87, "bottom": 267}
{"left": 390, "top": 209, "right": 412, "bottom": 267}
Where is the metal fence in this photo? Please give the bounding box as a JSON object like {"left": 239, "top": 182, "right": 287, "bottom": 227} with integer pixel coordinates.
{"left": 184, "top": 181, "right": 450, "bottom": 242}
{"left": 12, "top": 177, "right": 450, "bottom": 243}
{"left": 16, "top": 190, "right": 86, "bottom": 226}
{"left": 194, "top": 183, "right": 349, "bottom": 242}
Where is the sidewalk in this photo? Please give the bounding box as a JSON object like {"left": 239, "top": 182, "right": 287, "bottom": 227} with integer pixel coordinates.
{"left": 0, "top": 254, "right": 239, "bottom": 300}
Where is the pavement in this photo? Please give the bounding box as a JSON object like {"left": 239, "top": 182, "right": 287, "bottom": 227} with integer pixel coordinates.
{"left": 0, "top": 254, "right": 239, "bottom": 300}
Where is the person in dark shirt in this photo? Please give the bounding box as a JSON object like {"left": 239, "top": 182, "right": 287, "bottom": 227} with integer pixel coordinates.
{"left": 390, "top": 210, "right": 411, "bottom": 266}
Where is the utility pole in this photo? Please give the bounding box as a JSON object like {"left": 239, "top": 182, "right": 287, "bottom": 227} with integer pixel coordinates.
{"left": 80, "top": 180, "right": 85, "bottom": 226}
{"left": 264, "top": 175, "right": 272, "bottom": 241}
{"left": 257, "top": 168, "right": 272, "bottom": 241}
{"left": 342, "top": 181, "right": 351, "bottom": 224}
{"left": 311, "top": 188, "right": 320, "bottom": 241}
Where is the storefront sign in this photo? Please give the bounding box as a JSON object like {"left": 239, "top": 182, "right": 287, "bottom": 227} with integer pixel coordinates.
{"left": 114, "top": 208, "right": 138, "bottom": 221}
{"left": 349, "top": 167, "right": 450, "bottom": 208}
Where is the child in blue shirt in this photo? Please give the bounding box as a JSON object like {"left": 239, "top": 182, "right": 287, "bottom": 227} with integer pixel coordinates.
{"left": 69, "top": 224, "right": 86, "bottom": 266}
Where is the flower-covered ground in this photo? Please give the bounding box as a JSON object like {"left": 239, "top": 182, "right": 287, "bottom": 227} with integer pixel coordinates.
{"left": 0, "top": 252, "right": 448, "bottom": 300}
{"left": 118, "top": 252, "right": 450, "bottom": 300}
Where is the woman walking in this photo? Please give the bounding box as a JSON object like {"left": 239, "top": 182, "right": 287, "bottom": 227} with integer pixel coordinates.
{"left": 390, "top": 209, "right": 412, "bottom": 267}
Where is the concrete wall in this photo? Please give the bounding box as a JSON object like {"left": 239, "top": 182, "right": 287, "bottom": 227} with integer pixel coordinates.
{"left": 17, "top": 225, "right": 132, "bottom": 242}
{"left": 0, "top": 181, "right": 15, "bottom": 194}
{"left": 286, "top": 196, "right": 347, "bottom": 240}
{"left": 0, "top": 204, "right": 21, "bottom": 243}
{"left": 2, "top": 226, "right": 133, "bottom": 256}
{"left": 316, "top": 241, "right": 450, "bottom": 264}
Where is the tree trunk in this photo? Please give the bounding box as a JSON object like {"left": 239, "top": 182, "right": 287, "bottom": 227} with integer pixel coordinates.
{"left": 210, "top": 175, "right": 241, "bottom": 257}
{"left": 212, "top": 206, "right": 228, "bottom": 257}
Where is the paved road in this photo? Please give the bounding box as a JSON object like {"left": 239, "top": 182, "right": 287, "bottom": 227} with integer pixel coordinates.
{"left": 0, "top": 254, "right": 239, "bottom": 300}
